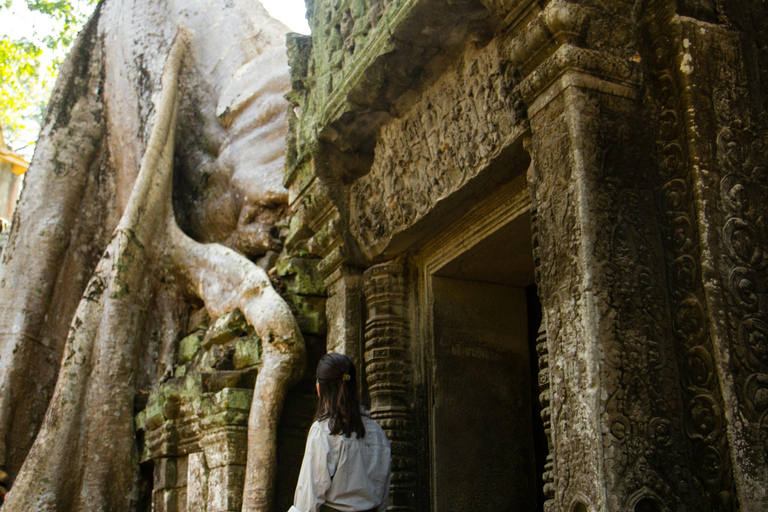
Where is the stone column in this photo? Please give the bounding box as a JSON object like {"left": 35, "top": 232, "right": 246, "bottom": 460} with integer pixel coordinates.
{"left": 363, "top": 262, "right": 414, "bottom": 512}
{"left": 323, "top": 265, "right": 365, "bottom": 371}
{"left": 517, "top": 4, "right": 704, "bottom": 511}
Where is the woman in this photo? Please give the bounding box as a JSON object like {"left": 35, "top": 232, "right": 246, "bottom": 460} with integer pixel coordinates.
{"left": 292, "top": 353, "right": 391, "bottom": 512}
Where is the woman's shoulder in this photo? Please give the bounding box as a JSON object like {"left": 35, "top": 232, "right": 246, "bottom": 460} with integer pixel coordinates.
{"left": 361, "top": 415, "right": 390, "bottom": 447}
{"left": 309, "top": 418, "right": 333, "bottom": 437}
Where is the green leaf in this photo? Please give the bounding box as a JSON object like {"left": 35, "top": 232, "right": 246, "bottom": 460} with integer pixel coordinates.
{"left": 1, "top": 0, "right": 97, "bottom": 152}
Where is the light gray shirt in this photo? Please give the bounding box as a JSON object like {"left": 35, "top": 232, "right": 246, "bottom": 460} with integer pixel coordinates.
{"left": 293, "top": 411, "right": 391, "bottom": 512}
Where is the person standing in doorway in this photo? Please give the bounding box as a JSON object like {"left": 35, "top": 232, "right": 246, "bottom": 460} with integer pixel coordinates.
{"left": 291, "top": 353, "right": 391, "bottom": 512}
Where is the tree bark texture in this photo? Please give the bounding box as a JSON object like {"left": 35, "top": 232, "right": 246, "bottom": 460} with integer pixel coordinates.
{"left": 0, "top": 1, "right": 304, "bottom": 510}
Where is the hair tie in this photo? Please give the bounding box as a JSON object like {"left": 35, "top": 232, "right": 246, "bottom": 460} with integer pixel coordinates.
{"left": 342, "top": 373, "right": 351, "bottom": 381}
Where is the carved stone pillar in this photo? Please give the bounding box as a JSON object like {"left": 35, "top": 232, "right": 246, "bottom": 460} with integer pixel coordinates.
{"left": 519, "top": 4, "right": 702, "bottom": 511}
{"left": 324, "top": 265, "right": 365, "bottom": 373}
{"left": 363, "top": 262, "right": 414, "bottom": 512}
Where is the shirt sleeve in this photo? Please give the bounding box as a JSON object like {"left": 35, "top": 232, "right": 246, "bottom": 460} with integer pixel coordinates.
{"left": 293, "top": 422, "right": 337, "bottom": 512}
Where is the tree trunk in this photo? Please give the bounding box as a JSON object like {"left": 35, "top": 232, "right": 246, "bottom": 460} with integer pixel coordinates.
{"left": 0, "top": 1, "right": 303, "bottom": 510}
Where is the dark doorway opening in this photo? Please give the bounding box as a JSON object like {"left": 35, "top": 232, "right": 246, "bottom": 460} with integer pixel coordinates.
{"left": 429, "top": 210, "right": 547, "bottom": 512}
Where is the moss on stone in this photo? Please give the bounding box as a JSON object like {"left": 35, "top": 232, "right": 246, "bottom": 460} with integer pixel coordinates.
{"left": 202, "top": 309, "right": 249, "bottom": 348}
{"left": 178, "top": 333, "right": 202, "bottom": 364}
{"left": 234, "top": 335, "right": 261, "bottom": 369}
{"left": 275, "top": 257, "right": 326, "bottom": 296}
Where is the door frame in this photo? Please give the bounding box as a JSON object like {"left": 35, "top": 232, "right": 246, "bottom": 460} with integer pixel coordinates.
{"left": 411, "top": 173, "right": 532, "bottom": 512}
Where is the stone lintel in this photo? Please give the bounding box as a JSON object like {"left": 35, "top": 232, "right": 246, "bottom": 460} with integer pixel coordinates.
{"left": 527, "top": 68, "right": 640, "bottom": 119}
{"left": 518, "top": 44, "right": 642, "bottom": 109}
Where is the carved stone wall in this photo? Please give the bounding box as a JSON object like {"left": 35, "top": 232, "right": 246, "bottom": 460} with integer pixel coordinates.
{"left": 639, "top": 3, "right": 737, "bottom": 509}
{"left": 286, "top": 1, "right": 768, "bottom": 511}
{"left": 349, "top": 43, "right": 527, "bottom": 257}
{"left": 650, "top": 8, "right": 768, "bottom": 508}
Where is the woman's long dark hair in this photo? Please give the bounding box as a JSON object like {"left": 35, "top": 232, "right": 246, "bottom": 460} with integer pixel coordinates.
{"left": 314, "top": 353, "right": 366, "bottom": 438}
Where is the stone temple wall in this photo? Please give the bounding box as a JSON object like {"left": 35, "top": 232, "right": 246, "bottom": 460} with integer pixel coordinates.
{"left": 284, "top": 1, "right": 768, "bottom": 512}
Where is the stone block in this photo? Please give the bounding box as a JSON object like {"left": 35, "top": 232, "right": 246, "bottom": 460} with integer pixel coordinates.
{"left": 289, "top": 294, "right": 327, "bottom": 335}
{"left": 201, "top": 427, "right": 249, "bottom": 468}
{"left": 187, "top": 307, "right": 210, "bottom": 333}
{"left": 207, "top": 465, "right": 246, "bottom": 512}
{"left": 275, "top": 257, "right": 326, "bottom": 296}
{"left": 153, "top": 488, "right": 179, "bottom": 512}
{"left": 201, "top": 368, "right": 258, "bottom": 393}
{"left": 155, "top": 457, "right": 178, "bottom": 490}
{"left": 214, "top": 387, "right": 253, "bottom": 411}
{"left": 145, "top": 394, "right": 166, "bottom": 430}
{"left": 234, "top": 335, "right": 261, "bottom": 369}
{"left": 285, "top": 208, "right": 313, "bottom": 253}
{"left": 178, "top": 333, "right": 202, "bottom": 364}
{"left": 187, "top": 452, "right": 209, "bottom": 512}
{"left": 176, "top": 455, "right": 188, "bottom": 488}
{"left": 135, "top": 410, "right": 147, "bottom": 431}
{"left": 199, "top": 344, "right": 235, "bottom": 372}
{"left": 178, "top": 488, "right": 188, "bottom": 512}
{"left": 199, "top": 388, "right": 252, "bottom": 429}
{"left": 203, "top": 310, "right": 249, "bottom": 348}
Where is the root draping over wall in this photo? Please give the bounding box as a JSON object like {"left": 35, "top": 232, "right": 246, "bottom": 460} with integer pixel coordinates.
{"left": 0, "top": 2, "right": 304, "bottom": 511}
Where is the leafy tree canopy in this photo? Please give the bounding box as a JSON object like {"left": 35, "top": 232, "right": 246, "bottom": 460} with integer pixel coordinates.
{"left": 1, "top": 0, "right": 97, "bottom": 157}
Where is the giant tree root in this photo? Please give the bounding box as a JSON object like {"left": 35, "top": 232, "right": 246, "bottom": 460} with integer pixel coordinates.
{"left": 168, "top": 226, "right": 305, "bottom": 512}
{"left": 2, "top": 27, "right": 305, "bottom": 512}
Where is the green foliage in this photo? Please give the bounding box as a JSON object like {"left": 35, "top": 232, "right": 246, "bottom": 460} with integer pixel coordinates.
{"left": 0, "top": 36, "right": 48, "bottom": 148}
{"left": 28, "top": 1, "right": 93, "bottom": 51}
{"left": 0, "top": 0, "right": 97, "bottom": 154}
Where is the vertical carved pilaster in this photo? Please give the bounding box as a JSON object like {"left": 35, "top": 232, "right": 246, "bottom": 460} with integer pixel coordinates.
{"left": 535, "top": 321, "right": 556, "bottom": 512}
{"left": 638, "top": 5, "right": 768, "bottom": 508}
{"left": 638, "top": 4, "right": 736, "bottom": 510}
{"left": 363, "top": 262, "right": 414, "bottom": 512}
{"left": 530, "top": 187, "right": 556, "bottom": 512}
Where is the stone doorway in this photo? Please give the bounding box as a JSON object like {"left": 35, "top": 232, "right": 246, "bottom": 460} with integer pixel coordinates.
{"left": 417, "top": 181, "right": 546, "bottom": 512}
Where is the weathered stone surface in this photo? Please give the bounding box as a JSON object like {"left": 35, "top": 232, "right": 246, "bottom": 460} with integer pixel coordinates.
{"left": 202, "top": 427, "right": 249, "bottom": 469}
{"left": 153, "top": 488, "right": 180, "bottom": 512}
{"left": 233, "top": 336, "right": 261, "bottom": 370}
{"left": 208, "top": 465, "right": 246, "bottom": 511}
{"left": 275, "top": 258, "right": 326, "bottom": 296}
{"left": 202, "top": 310, "right": 249, "bottom": 349}
{"left": 287, "top": 294, "right": 328, "bottom": 336}
{"left": 187, "top": 452, "right": 209, "bottom": 512}
{"left": 154, "top": 457, "right": 179, "bottom": 490}
{"left": 350, "top": 42, "right": 527, "bottom": 257}
{"left": 178, "top": 333, "right": 203, "bottom": 364}
{"left": 201, "top": 369, "right": 258, "bottom": 393}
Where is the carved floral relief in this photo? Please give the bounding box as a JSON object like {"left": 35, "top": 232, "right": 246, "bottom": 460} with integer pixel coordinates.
{"left": 350, "top": 49, "right": 526, "bottom": 252}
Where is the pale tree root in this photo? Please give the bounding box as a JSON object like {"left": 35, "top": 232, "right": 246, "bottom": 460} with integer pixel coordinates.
{"left": 1, "top": 31, "right": 186, "bottom": 511}
{"left": 168, "top": 226, "right": 306, "bottom": 512}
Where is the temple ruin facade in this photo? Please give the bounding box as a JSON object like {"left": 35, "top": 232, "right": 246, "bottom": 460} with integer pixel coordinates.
{"left": 277, "top": 0, "right": 768, "bottom": 511}
{"left": 3, "top": 0, "right": 767, "bottom": 511}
